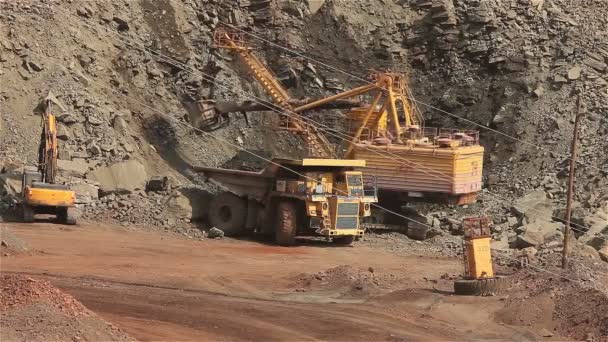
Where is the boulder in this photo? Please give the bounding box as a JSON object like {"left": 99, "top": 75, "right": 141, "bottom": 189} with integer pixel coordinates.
{"left": 567, "top": 66, "right": 582, "bottom": 80}
{"left": 514, "top": 230, "right": 544, "bottom": 248}
{"left": 579, "top": 202, "right": 608, "bottom": 244}
{"left": 56, "top": 124, "right": 71, "bottom": 141}
{"left": 88, "top": 159, "right": 148, "bottom": 195}
{"left": 166, "top": 188, "right": 211, "bottom": 220}
{"left": 512, "top": 221, "right": 563, "bottom": 248}
{"left": 208, "top": 227, "right": 224, "bottom": 239}
{"left": 552, "top": 206, "right": 588, "bottom": 232}
{"left": 599, "top": 246, "right": 608, "bottom": 263}
{"left": 511, "top": 190, "right": 554, "bottom": 224}
{"left": 146, "top": 176, "right": 169, "bottom": 192}
{"left": 577, "top": 244, "right": 600, "bottom": 260}
{"left": 57, "top": 158, "right": 90, "bottom": 178}
{"left": 307, "top": 0, "right": 326, "bottom": 14}
{"left": 71, "top": 182, "right": 99, "bottom": 204}
{"left": 0, "top": 172, "right": 23, "bottom": 198}
{"left": 112, "top": 116, "right": 129, "bottom": 135}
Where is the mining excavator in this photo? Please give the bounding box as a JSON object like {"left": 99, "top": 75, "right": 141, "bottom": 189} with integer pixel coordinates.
{"left": 19, "top": 93, "right": 77, "bottom": 224}
{"left": 189, "top": 29, "right": 483, "bottom": 231}
{"left": 187, "top": 31, "right": 378, "bottom": 246}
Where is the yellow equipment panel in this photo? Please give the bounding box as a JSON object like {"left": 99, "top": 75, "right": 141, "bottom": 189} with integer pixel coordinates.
{"left": 465, "top": 237, "right": 494, "bottom": 279}
{"left": 25, "top": 188, "right": 75, "bottom": 207}
{"left": 352, "top": 144, "right": 484, "bottom": 198}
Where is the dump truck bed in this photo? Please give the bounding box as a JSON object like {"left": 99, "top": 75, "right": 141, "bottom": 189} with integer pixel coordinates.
{"left": 193, "top": 158, "right": 367, "bottom": 200}
{"left": 193, "top": 165, "right": 274, "bottom": 200}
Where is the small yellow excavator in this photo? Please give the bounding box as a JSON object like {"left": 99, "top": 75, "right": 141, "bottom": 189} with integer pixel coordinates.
{"left": 20, "top": 93, "right": 76, "bottom": 224}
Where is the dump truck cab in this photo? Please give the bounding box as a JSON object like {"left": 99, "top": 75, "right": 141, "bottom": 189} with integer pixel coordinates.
{"left": 195, "top": 158, "right": 377, "bottom": 246}
{"left": 273, "top": 159, "right": 377, "bottom": 241}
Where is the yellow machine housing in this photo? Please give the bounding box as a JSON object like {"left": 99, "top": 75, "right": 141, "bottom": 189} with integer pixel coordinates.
{"left": 294, "top": 72, "right": 485, "bottom": 204}
{"left": 462, "top": 217, "right": 494, "bottom": 279}
{"left": 464, "top": 237, "right": 494, "bottom": 279}
{"left": 25, "top": 187, "right": 75, "bottom": 207}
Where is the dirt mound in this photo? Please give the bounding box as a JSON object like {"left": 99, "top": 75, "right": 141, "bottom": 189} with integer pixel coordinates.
{"left": 0, "top": 274, "right": 133, "bottom": 341}
{"left": 1, "top": 274, "right": 89, "bottom": 316}
{"left": 0, "top": 226, "right": 29, "bottom": 255}
{"left": 495, "top": 268, "right": 608, "bottom": 341}
{"left": 292, "top": 265, "right": 402, "bottom": 299}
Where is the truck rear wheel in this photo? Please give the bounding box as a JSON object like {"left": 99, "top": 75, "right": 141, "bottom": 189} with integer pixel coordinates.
{"left": 208, "top": 192, "right": 247, "bottom": 236}
{"left": 275, "top": 201, "right": 297, "bottom": 246}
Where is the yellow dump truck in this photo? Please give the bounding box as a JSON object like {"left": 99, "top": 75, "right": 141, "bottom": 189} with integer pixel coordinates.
{"left": 195, "top": 158, "right": 378, "bottom": 246}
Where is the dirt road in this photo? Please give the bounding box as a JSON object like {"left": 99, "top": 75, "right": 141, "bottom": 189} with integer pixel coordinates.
{"left": 1, "top": 221, "right": 546, "bottom": 341}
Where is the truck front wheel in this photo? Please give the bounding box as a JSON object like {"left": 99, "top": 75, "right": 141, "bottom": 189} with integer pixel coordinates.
{"left": 208, "top": 192, "right": 247, "bottom": 236}
{"left": 275, "top": 201, "right": 297, "bottom": 246}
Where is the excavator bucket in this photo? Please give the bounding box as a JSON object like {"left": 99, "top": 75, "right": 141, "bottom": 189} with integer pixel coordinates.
{"left": 183, "top": 99, "right": 229, "bottom": 132}
{"left": 42, "top": 91, "right": 67, "bottom": 113}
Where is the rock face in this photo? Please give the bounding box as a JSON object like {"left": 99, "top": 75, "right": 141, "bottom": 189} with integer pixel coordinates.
{"left": 88, "top": 160, "right": 147, "bottom": 195}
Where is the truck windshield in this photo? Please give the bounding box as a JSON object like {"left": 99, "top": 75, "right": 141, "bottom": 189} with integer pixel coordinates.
{"left": 347, "top": 175, "right": 362, "bottom": 186}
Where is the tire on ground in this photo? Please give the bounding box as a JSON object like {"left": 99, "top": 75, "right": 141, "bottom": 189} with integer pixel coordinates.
{"left": 57, "top": 207, "right": 77, "bottom": 225}
{"left": 275, "top": 201, "right": 297, "bottom": 246}
{"left": 333, "top": 235, "right": 355, "bottom": 246}
{"left": 22, "top": 204, "right": 34, "bottom": 223}
{"left": 208, "top": 192, "right": 247, "bottom": 236}
{"left": 454, "top": 277, "right": 507, "bottom": 296}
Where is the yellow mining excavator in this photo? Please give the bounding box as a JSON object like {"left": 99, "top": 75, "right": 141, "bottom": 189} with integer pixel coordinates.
{"left": 20, "top": 93, "right": 76, "bottom": 224}
{"left": 191, "top": 29, "right": 483, "bottom": 229}
{"left": 292, "top": 72, "right": 484, "bottom": 206}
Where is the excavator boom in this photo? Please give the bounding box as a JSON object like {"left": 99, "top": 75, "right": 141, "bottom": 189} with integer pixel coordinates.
{"left": 213, "top": 29, "right": 335, "bottom": 158}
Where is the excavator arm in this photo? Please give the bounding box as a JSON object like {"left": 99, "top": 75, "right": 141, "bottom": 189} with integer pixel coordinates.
{"left": 213, "top": 29, "right": 336, "bottom": 158}
{"left": 38, "top": 95, "right": 59, "bottom": 184}
{"left": 209, "top": 29, "right": 425, "bottom": 159}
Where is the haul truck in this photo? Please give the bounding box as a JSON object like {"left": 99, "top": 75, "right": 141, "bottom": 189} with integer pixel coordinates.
{"left": 195, "top": 158, "right": 378, "bottom": 246}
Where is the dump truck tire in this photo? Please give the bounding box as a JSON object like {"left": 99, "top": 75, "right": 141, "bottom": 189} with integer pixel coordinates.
{"left": 454, "top": 277, "right": 507, "bottom": 296}
{"left": 208, "top": 192, "right": 247, "bottom": 236}
{"left": 333, "top": 235, "right": 355, "bottom": 246}
{"left": 22, "top": 204, "right": 34, "bottom": 223}
{"left": 275, "top": 201, "right": 297, "bottom": 246}
{"left": 57, "top": 207, "right": 77, "bottom": 225}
